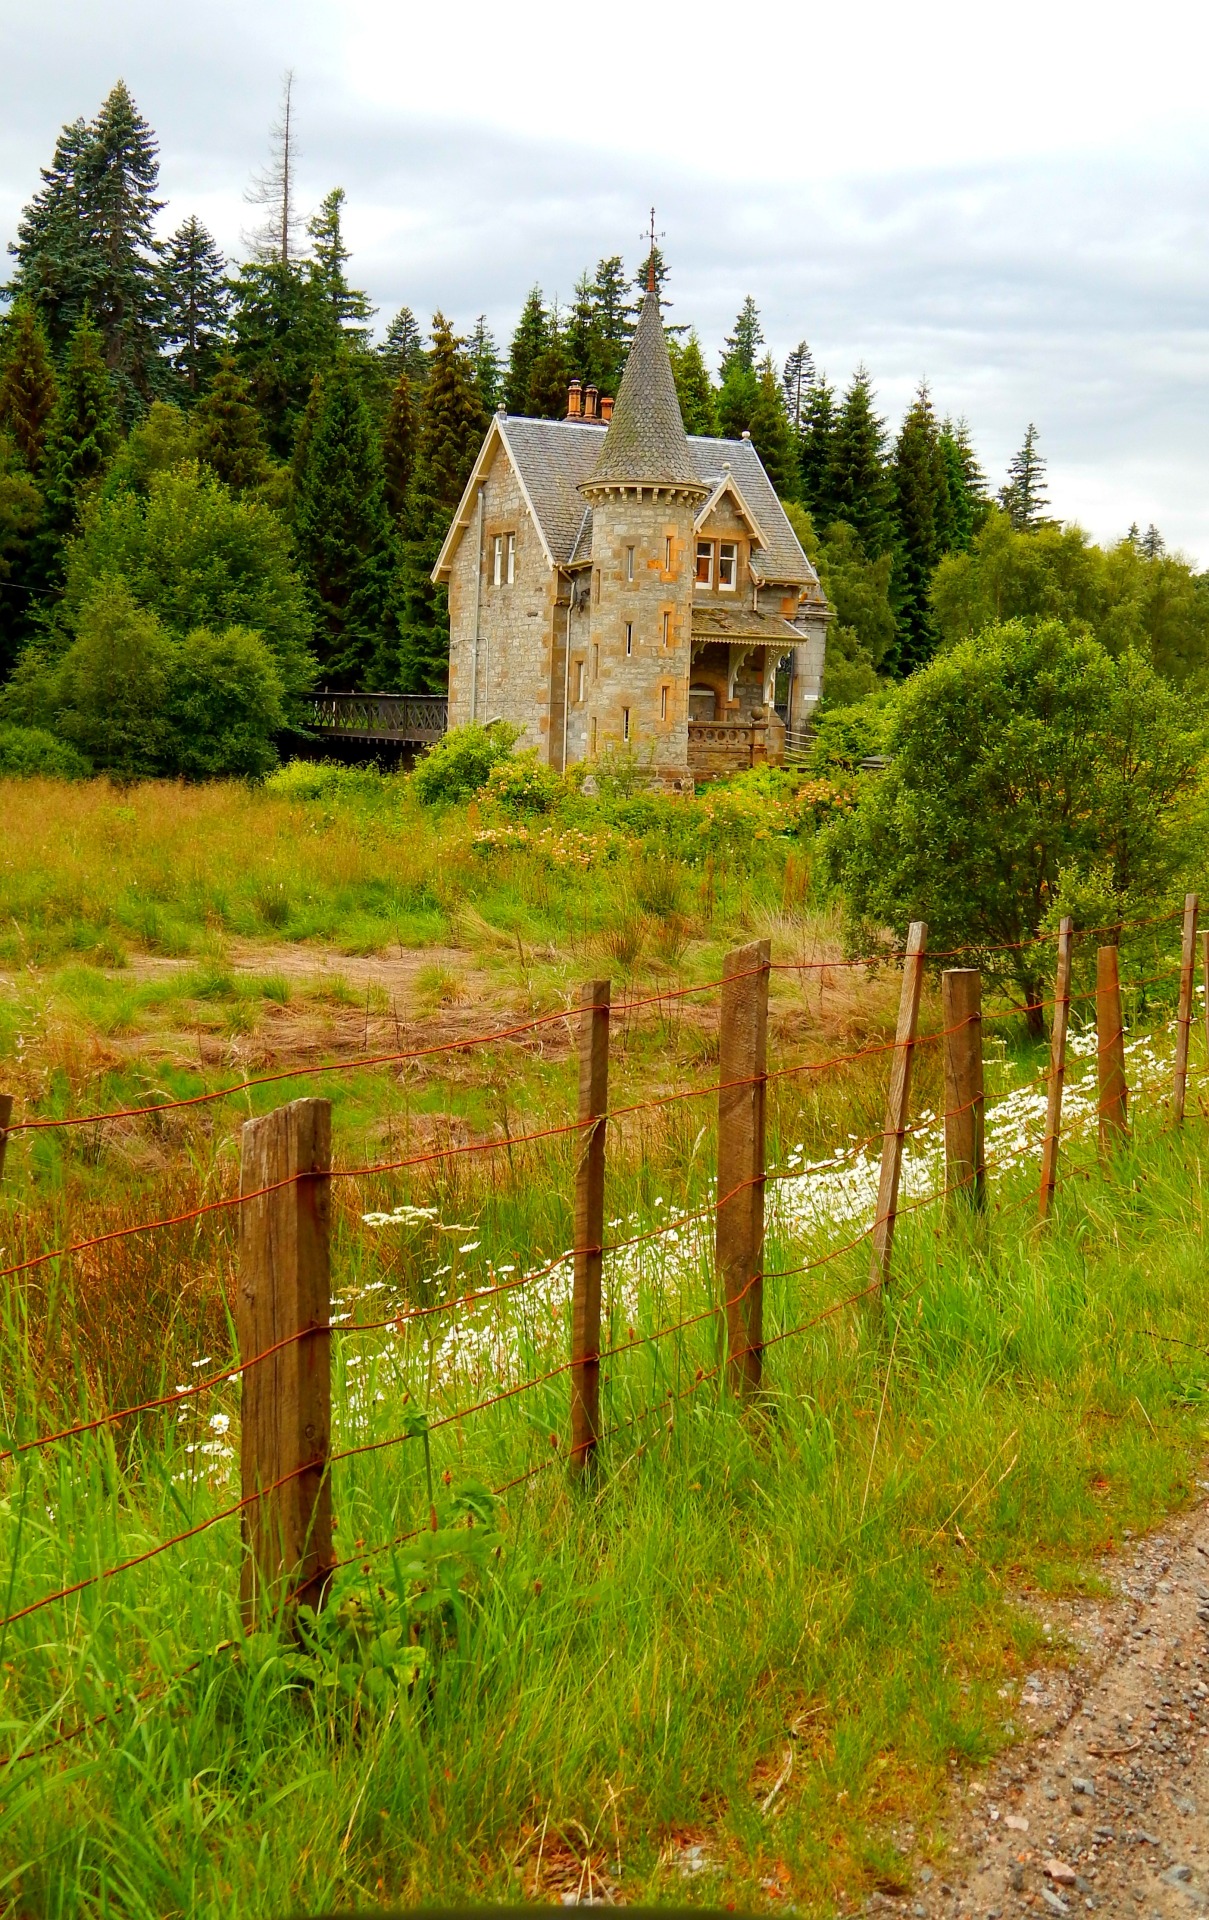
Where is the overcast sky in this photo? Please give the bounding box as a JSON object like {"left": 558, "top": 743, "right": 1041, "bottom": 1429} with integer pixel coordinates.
{"left": 3, "top": 0, "right": 1208, "bottom": 561}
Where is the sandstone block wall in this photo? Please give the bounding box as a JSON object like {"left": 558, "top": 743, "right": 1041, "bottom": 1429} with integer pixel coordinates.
{"left": 447, "top": 448, "right": 559, "bottom": 756}
{"left": 578, "top": 486, "right": 700, "bottom": 775}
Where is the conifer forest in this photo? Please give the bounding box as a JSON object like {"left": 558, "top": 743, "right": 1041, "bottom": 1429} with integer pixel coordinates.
{"left": 3, "top": 79, "right": 1206, "bottom": 782}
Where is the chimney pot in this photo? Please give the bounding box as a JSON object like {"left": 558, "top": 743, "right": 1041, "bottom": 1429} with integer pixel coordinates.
{"left": 600, "top": 395, "right": 614, "bottom": 422}
{"left": 584, "top": 385, "right": 599, "bottom": 420}
{"left": 566, "top": 378, "right": 583, "bottom": 419}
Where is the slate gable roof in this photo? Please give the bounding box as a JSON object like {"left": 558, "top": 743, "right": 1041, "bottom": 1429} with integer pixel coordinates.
{"left": 583, "top": 286, "right": 704, "bottom": 490}
{"left": 495, "top": 417, "right": 815, "bottom": 587}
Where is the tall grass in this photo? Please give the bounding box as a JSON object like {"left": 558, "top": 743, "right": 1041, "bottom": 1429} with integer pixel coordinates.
{"left": 1, "top": 1080, "right": 1208, "bottom": 1915}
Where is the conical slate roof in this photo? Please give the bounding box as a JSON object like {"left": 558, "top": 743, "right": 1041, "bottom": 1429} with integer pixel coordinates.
{"left": 583, "top": 286, "right": 704, "bottom": 490}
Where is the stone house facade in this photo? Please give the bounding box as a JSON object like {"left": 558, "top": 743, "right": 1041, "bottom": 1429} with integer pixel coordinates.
{"left": 433, "top": 283, "right": 831, "bottom": 782}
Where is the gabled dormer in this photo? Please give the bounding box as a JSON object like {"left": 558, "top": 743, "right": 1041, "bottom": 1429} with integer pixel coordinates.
{"left": 692, "top": 466, "right": 768, "bottom": 599}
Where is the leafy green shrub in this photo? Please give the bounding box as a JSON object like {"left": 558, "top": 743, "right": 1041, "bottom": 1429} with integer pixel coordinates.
{"left": 164, "top": 625, "right": 285, "bottom": 778}
{"left": 2, "top": 581, "right": 288, "bottom": 780}
{"left": 825, "top": 619, "right": 1204, "bottom": 1028}
{"left": 810, "top": 693, "right": 892, "bottom": 772}
{"left": 411, "top": 722, "right": 521, "bottom": 805}
{"left": 48, "top": 580, "right": 176, "bottom": 775}
{"left": 58, "top": 460, "right": 316, "bottom": 697}
{"left": 0, "top": 725, "right": 90, "bottom": 780}
{"left": 265, "top": 760, "right": 386, "bottom": 803}
{"left": 482, "top": 748, "right": 562, "bottom": 815}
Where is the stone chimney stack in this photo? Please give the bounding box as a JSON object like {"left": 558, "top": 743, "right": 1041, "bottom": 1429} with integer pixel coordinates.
{"left": 566, "top": 379, "right": 583, "bottom": 419}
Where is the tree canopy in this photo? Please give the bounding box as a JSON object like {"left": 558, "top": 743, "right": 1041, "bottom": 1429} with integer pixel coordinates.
{"left": 825, "top": 620, "right": 1204, "bottom": 1027}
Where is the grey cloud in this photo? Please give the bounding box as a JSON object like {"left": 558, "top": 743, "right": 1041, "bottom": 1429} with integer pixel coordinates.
{"left": 2, "top": 9, "right": 1207, "bottom": 558}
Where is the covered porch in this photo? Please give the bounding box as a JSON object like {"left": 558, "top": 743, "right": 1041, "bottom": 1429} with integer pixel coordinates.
{"left": 687, "top": 631, "right": 789, "bottom": 779}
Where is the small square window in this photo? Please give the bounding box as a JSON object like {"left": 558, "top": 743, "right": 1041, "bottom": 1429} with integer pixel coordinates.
{"left": 505, "top": 532, "right": 516, "bottom": 584}
{"left": 625, "top": 622, "right": 633, "bottom": 656}
{"left": 492, "top": 535, "right": 503, "bottom": 587}
{"left": 718, "top": 542, "right": 738, "bottom": 590}
{"left": 622, "top": 707, "right": 631, "bottom": 742}
{"left": 695, "top": 540, "right": 713, "bottom": 587}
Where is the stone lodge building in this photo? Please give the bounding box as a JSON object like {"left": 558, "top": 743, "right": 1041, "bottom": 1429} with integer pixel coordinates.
{"left": 432, "top": 282, "right": 831, "bottom": 784}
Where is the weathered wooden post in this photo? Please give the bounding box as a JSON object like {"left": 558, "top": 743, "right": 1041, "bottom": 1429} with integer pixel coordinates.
{"left": 1097, "top": 946, "right": 1129, "bottom": 1150}
{"left": 570, "top": 979, "right": 610, "bottom": 1473}
{"left": 1173, "top": 894, "right": 1199, "bottom": 1126}
{"left": 1038, "top": 917, "right": 1074, "bottom": 1223}
{"left": 942, "top": 969, "right": 984, "bottom": 1210}
{"left": 238, "top": 1098, "right": 333, "bottom": 1627}
{"left": 0, "top": 1094, "right": 13, "bottom": 1183}
{"left": 870, "top": 922, "right": 928, "bottom": 1290}
{"left": 716, "top": 939, "right": 770, "bottom": 1394}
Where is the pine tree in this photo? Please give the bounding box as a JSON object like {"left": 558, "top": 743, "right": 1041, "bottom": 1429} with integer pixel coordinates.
{"left": 799, "top": 375, "right": 839, "bottom": 529}
{"left": 9, "top": 83, "right": 164, "bottom": 407}
{"left": 83, "top": 82, "right": 166, "bottom": 409}
{"left": 382, "top": 367, "right": 417, "bottom": 521}
{"left": 719, "top": 296, "right": 764, "bottom": 381}
{"left": 379, "top": 307, "right": 427, "bottom": 390}
{"left": 504, "top": 288, "right": 547, "bottom": 415}
{"left": 6, "top": 115, "right": 96, "bottom": 353}
{"left": 466, "top": 315, "right": 501, "bottom": 413}
{"left": 293, "top": 354, "right": 397, "bottom": 687}
{"left": 782, "top": 341, "right": 815, "bottom": 431}
{"left": 399, "top": 313, "right": 488, "bottom": 689}
{"left": 0, "top": 431, "right": 44, "bottom": 672}
{"left": 999, "top": 423, "right": 1049, "bottom": 529}
{"left": 0, "top": 301, "right": 58, "bottom": 470}
{"left": 717, "top": 367, "right": 758, "bottom": 439}
{"left": 749, "top": 355, "right": 799, "bottom": 499}
{"left": 936, "top": 418, "right": 981, "bottom": 554}
{"left": 830, "top": 367, "right": 893, "bottom": 556}
{"left": 41, "top": 310, "right": 118, "bottom": 537}
{"left": 890, "top": 381, "right": 948, "bottom": 674}
{"left": 668, "top": 332, "right": 717, "bottom": 436}
{"left": 243, "top": 71, "right": 302, "bottom": 265}
{"left": 587, "top": 255, "right": 635, "bottom": 395}
{"left": 527, "top": 310, "right": 571, "bottom": 419}
{"left": 191, "top": 352, "right": 270, "bottom": 492}
{"left": 306, "top": 188, "right": 374, "bottom": 345}
{"left": 160, "top": 216, "right": 229, "bottom": 396}
{"left": 291, "top": 373, "right": 324, "bottom": 499}
{"left": 228, "top": 258, "right": 327, "bottom": 459}
{"left": 565, "top": 275, "right": 597, "bottom": 385}
{"left": 1141, "top": 523, "right": 1166, "bottom": 560}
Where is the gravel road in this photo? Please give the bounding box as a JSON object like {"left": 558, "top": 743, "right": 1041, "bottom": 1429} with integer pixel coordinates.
{"left": 868, "top": 1502, "right": 1209, "bottom": 1919}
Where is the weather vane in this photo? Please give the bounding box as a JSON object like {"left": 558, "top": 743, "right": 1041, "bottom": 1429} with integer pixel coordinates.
{"left": 643, "top": 206, "right": 665, "bottom": 291}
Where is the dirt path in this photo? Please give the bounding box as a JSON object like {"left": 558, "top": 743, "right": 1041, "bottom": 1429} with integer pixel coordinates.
{"left": 873, "top": 1501, "right": 1209, "bottom": 1919}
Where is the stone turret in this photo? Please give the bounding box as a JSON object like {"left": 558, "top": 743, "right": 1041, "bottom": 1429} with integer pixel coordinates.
{"left": 577, "top": 283, "right": 707, "bottom": 780}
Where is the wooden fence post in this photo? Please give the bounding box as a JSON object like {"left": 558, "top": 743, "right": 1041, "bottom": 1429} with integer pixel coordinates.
{"left": 942, "top": 969, "right": 984, "bottom": 1210}
{"left": 0, "top": 1094, "right": 12, "bottom": 1183}
{"left": 1173, "top": 893, "right": 1199, "bottom": 1126}
{"left": 1097, "top": 946, "right": 1129, "bottom": 1150}
{"left": 1038, "top": 917, "right": 1074, "bottom": 1223}
{"left": 238, "top": 1097, "right": 332, "bottom": 1628}
{"left": 570, "top": 979, "right": 610, "bottom": 1474}
{"left": 870, "top": 922, "right": 928, "bottom": 1291}
{"left": 716, "top": 939, "right": 770, "bottom": 1394}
